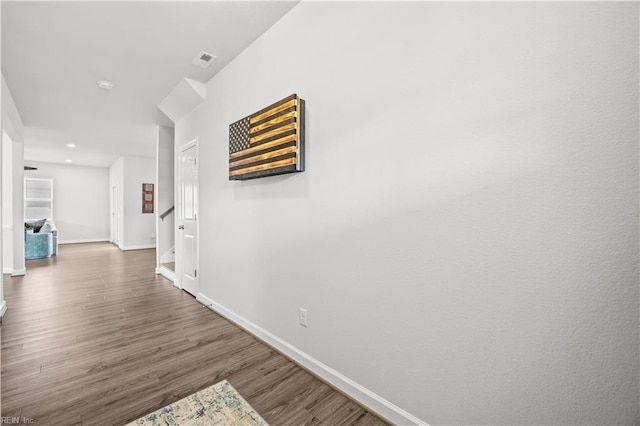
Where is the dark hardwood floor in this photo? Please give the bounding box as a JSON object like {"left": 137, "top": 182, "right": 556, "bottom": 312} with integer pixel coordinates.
{"left": 1, "top": 243, "right": 388, "bottom": 426}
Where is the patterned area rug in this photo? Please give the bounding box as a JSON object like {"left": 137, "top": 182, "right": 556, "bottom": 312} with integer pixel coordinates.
{"left": 126, "top": 380, "right": 268, "bottom": 426}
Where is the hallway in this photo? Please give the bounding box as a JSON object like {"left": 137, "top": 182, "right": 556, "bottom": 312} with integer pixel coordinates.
{"left": 1, "top": 243, "right": 386, "bottom": 425}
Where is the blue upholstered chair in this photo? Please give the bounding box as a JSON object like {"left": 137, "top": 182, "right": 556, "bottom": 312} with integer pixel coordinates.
{"left": 25, "top": 232, "right": 53, "bottom": 260}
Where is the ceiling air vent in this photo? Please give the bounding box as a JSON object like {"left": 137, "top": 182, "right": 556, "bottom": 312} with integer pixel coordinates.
{"left": 192, "top": 51, "right": 216, "bottom": 69}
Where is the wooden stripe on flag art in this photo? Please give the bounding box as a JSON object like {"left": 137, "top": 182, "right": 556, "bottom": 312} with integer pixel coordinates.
{"left": 229, "top": 94, "right": 305, "bottom": 180}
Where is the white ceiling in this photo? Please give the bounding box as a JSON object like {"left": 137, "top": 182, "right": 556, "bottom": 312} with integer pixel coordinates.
{"left": 2, "top": 1, "right": 298, "bottom": 167}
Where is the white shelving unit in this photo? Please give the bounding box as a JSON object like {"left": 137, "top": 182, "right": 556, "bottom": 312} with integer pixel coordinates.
{"left": 25, "top": 178, "right": 53, "bottom": 220}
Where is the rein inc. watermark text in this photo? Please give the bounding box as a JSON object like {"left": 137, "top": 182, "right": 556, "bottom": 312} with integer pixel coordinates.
{"left": 1, "top": 418, "right": 34, "bottom": 424}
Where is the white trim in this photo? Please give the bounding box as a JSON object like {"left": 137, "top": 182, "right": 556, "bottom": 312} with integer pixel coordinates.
{"left": 176, "top": 138, "right": 199, "bottom": 297}
{"left": 0, "top": 301, "right": 7, "bottom": 320}
{"left": 59, "top": 238, "right": 110, "bottom": 245}
{"left": 158, "top": 265, "right": 175, "bottom": 283}
{"left": 120, "top": 244, "right": 156, "bottom": 251}
{"left": 4, "top": 267, "right": 26, "bottom": 276}
{"left": 196, "top": 293, "right": 429, "bottom": 426}
{"left": 179, "top": 138, "right": 198, "bottom": 151}
{"left": 2, "top": 224, "right": 12, "bottom": 231}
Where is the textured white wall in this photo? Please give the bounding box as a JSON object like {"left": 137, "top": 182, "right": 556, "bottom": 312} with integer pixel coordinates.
{"left": 177, "top": 2, "right": 639, "bottom": 424}
{"left": 26, "top": 161, "right": 110, "bottom": 243}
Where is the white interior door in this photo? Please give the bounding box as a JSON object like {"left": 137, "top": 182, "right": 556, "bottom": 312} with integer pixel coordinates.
{"left": 177, "top": 140, "right": 198, "bottom": 296}
{"left": 111, "top": 185, "right": 119, "bottom": 245}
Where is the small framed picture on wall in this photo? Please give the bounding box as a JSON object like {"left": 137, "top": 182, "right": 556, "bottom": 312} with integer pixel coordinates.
{"left": 142, "top": 183, "right": 154, "bottom": 214}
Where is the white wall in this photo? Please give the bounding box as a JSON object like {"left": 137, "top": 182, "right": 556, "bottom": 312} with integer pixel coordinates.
{"left": 123, "top": 156, "right": 156, "bottom": 249}
{"left": 109, "top": 157, "right": 124, "bottom": 246}
{"left": 11, "top": 138, "right": 24, "bottom": 274}
{"left": 0, "top": 9, "right": 4, "bottom": 412}
{"left": 157, "top": 126, "right": 175, "bottom": 265}
{"left": 110, "top": 156, "right": 156, "bottom": 250}
{"left": 25, "top": 161, "right": 109, "bottom": 244}
{"left": 2, "top": 133, "right": 13, "bottom": 272}
{"left": 2, "top": 76, "right": 23, "bottom": 145}
{"left": 176, "top": 2, "right": 639, "bottom": 425}
{"left": 2, "top": 75, "right": 25, "bottom": 277}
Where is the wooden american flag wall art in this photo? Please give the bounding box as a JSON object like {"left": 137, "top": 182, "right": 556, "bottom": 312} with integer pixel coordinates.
{"left": 229, "top": 94, "right": 305, "bottom": 180}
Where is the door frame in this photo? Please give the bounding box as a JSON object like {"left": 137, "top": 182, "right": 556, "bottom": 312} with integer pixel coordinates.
{"left": 175, "top": 138, "right": 199, "bottom": 294}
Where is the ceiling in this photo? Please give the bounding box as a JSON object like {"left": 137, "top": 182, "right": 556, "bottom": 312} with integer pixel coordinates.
{"left": 2, "top": 1, "right": 298, "bottom": 167}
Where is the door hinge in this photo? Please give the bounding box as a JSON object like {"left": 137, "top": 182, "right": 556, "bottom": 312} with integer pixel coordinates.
{"left": 194, "top": 269, "right": 197, "bottom": 278}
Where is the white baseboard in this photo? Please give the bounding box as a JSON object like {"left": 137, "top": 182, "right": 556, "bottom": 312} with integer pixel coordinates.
{"left": 120, "top": 244, "right": 156, "bottom": 251}
{"left": 0, "top": 300, "right": 7, "bottom": 320}
{"left": 196, "top": 293, "right": 428, "bottom": 426}
{"left": 2, "top": 267, "right": 26, "bottom": 276}
{"left": 11, "top": 268, "right": 26, "bottom": 277}
{"left": 59, "top": 238, "right": 110, "bottom": 245}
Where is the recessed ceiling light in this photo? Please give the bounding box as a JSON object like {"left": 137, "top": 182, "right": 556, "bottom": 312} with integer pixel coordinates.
{"left": 65, "top": 159, "right": 73, "bottom": 163}
{"left": 66, "top": 143, "right": 76, "bottom": 148}
{"left": 97, "top": 80, "right": 114, "bottom": 90}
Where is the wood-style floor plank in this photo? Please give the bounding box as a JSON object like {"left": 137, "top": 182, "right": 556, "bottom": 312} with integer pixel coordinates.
{"left": 1, "top": 243, "right": 389, "bottom": 426}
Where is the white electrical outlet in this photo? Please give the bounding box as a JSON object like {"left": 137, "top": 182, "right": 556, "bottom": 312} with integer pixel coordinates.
{"left": 299, "top": 308, "right": 308, "bottom": 327}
